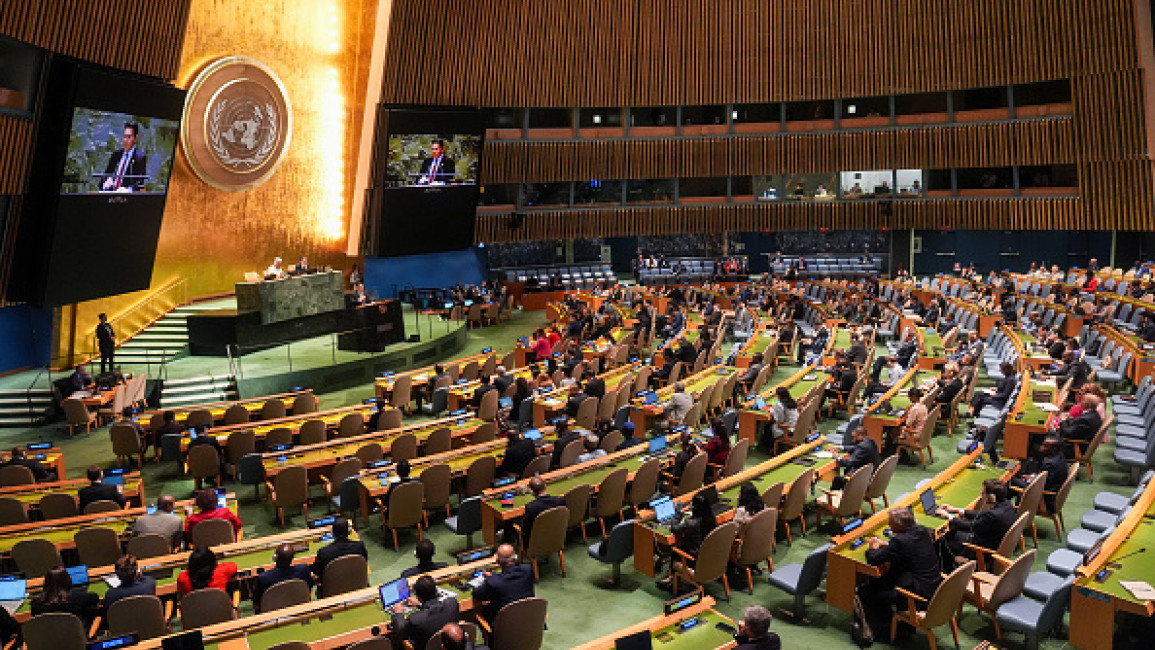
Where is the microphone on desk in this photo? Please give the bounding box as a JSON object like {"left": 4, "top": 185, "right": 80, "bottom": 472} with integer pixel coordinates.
{"left": 1109, "top": 547, "right": 1146, "bottom": 567}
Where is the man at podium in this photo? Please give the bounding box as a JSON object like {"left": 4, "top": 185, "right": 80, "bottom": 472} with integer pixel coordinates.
{"left": 416, "top": 139, "right": 455, "bottom": 185}
{"left": 101, "top": 123, "right": 147, "bottom": 191}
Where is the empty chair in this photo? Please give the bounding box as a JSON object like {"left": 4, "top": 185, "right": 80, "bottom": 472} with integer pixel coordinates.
{"left": 1015, "top": 471, "right": 1048, "bottom": 549}
{"left": 38, "top": 492, "right": 78, "bottom": 519}
{"left": 62, "top": 398, "right": 97, "bottom": 435}
{"left": 419, "top": 463, "right": 453, "bottom": 526}
{"left": 267, "top": 465, "right": 310, "bottom": 525}
{"left": 587, "top": 519, "right": 636, "bottom": 587}
{"left": 477, "top": 390, "right": 500, "bottom": 422}
{"left": 963, "top": 549, "right": 1036, "bottom": 638}
{"left": 223, "top": 404, "right": 250, "bottom": 425}
{"left": 668, "top": 452, "right": 707, "bottom": 496}
{"left": 464, "top": 455, "right": 497, "bottom": 498}
{"left": 292, "top": 392, "right": 318, "bottom": 415}
{"left": 592, "top": 467, "right": 629, "bottom": 537}
{"left": 22, "top": 612, "right": 87, "bottom": 650}
{"left": 384, "top": 480, "right": 424, "bottom": 550}
{"left": 778, "top": 469, "right": 814, "bottom": 543}
{"left": 863, "top": 454, "right": 899, "bottom": 513}
{"left": 471, "top": 421, "right": 497, "bottom": 445}
{"left": 321, "top": 457, "right": 363, "bottom": 513}
{"left": 259, "top": 578, "right": 311, "bottom": 613}
{"left": 390, "top": 375, "right": 414, "bottom": 414}
{"left": 891, "top": 560, "right": 976, "bottom": 650}
{"left": 557, "top": 438, "right": 584, "bottom": 468}
{"left": 377, "top": 408, "right": 403, "bottom": 431}
{"left": 260, "top": 399, "right": 287, "bottom": 420}
{"left": 672, "top": 521, "right": 739, "bottom": 600}
{"left": 191, "top": 517, "right": 236, "bottom": 548}
{"left": 0, "top": 464, "right": 35, "bottom": 487}
{"left": 477, "top": 597, "right": 548, "bottom": 650}
{"left": 110, "top": 423, "right": 145, "bottom": 467}
{"left": 185, "top": 410, "right": 213, "bottom": 430}
{"left": 321, "top": 553, "right": 369, "bottom": 597}
{"left": 108, "top": 594, "right": 169, "bottom": 639}
{"left": 445, "top": 495, "right": 483, "bottom": 549}
{"left": 188, "top": 444, "right": 221, "bottom": 489}
{"left": 126, "top": 533, "right": 173, "bottom": 559}
{"left": 524, "top": 505, "right": 569, "bottom": 579}
{"left": 0, "top": 497, "right": 28, "bottom": 525}
{"left": 1039, "top": 463, "right": 1079, "bottom": 537}
{"left": 520, "top": 454, "right": 551, "bottom": 479}
{"left": 75, "top": 525, "right": 123, "bottom": 567}
{"left": 339, "top": 412, "right": 366, "bottom": 438}
{"left": 389, "top": 433, "right": 418, "bottom": 462}
{"left": 85, "top": 499, "right": 123, "bottom": 514}
{"left": 355, "top": 442, "right": 384, "bottom": 464}
{"left": 225, "top": 430, "right": 256, "bottom": 480}
{"left": 12, "top": 538, "right": 63, "bottom": 578}
{"left": 424, "top": 427, "right": 452, "bottom": 455}
{"left": 297, "top": 419, "right": 327, "bottom": 445}
{"left": 760, "top": 481, "right": 785, "bottom": 511}
{"left": 767, "top": 542, "right": 831, "bottom": 619}
{"left": 599, "top": 430, "right": 624, "bottom": 453}
{"left": 563, "top": 484, "right": 591, "bottom": 541}
{"left": 994, "top": 575, "right": 1074, "bottom": 648}
{"left": 180, "top": 587, "right": 237, "bottom": 630}
{"left": 626, "top": 458, "right": 661, "bottom": 514}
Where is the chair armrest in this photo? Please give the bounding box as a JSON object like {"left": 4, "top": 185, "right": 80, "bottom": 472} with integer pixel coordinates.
{"left": 670, "top": 546, "right": 695, "bottom": 562}
{"left": 165, "top": 599, "right": 174, "bottom": 621}
{"left": 894, "top": 586, "right": 927, "bottom": 615}
{"left": 264, "top": 480, "right": 276, "bottom": 495}
{"left": 232, "top": 590, "right": 241, "bottom": 609}
{"left": 476, "top": 613, "right": 492, "bottom": 634}
{"left": 88, "top": 615, "right": 102, "bottom": 639}
{"left": 236, "top": 529, "right": 244, "bottom": 542}
{"left": 318, "top": 475, "right": 332, "bottom": 486}
{"left": 707, "top": 462, "right": 724, "bottom": 471}
{"left": 1007, "top": 484, "right": 1024, "bottom": 493}
{"left": 962, "top": 542, "right": 992, "bottom": 565}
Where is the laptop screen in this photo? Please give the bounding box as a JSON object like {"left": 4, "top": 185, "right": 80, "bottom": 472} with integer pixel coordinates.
{"left": 919, "top": 489, "right": 937, "bottom": 516}
{"left": 648, "top": 437, "right": 666, "bottom": 454}
{"left": 643, "top": 391, "right": 658, "bottom": 405}
{"left": 523, "top": 429, "right": 542, "bottom": 441}
{"left": 614, "top": 630, "right": 653, "bottom": 650}
{"left": 378, "top": 578, "right": 411, "bottom": 609}
{"left": 67, "top": 565, "right": 88, "bottom": 586}
{"left": 651, "top": 496, "right": 676, "bottom": 523}
{"left": 499, "top": 397, "right": 512, "bottom": 409}
{"left": 0, "top": 577, "right": 24, "bottom": 601}
{"left": 105, "top": 475, "right": 124, "bottom": 486}
{"left": 755, "top": 396, "right": 766, "bottom": 409}
{"left": 88, "top": 633, "right": 139, "bottom": 650}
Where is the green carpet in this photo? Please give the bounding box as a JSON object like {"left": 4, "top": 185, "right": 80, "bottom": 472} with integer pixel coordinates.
{"left": 4, "top": 313, "right": 1144, "bottom": 649}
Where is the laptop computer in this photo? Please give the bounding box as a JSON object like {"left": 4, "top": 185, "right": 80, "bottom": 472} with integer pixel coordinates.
{"left": 499, "top": 397, "right": 512, "bottom": 409}
{"left": 378, "top": 578, "right": 411, "bottom": 610}
{"left": 614, "top": 630, "right": 653, "bottom": 650}
{"left": 523, "top": 429, "right": 545, "bottom": 446}
{"left": 88, "top": 633, "right": 139, "bottom": 650}
{"left": 754, "top": 396, "right": 767, "bottom": 410}
{"left": 646, "top": 436, "right": 667, "bottom": 457}
{"left": 643, "top": 391, "right": 658, "bottom": 406}
{"left": 650, "top": 495, "right": 678, "bottom": 526}
{"left": 920, "top": 489, "right": 943, "bottom": 517}
{"left": 67, "top": 565, "right": 89, "bottom": 586}
{"left": 0, "top": 576, "right": 25, "bottom": 614}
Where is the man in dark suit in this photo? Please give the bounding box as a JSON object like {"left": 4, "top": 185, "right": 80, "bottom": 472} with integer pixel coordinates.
{"left": 584, "top": 373, "right": 606, "bottom": 401}
{"left": 517, "top": 477, "right": 565, "bottom": 545}
{"left": 895, "top": 332, "right": 918, "bottom": 368}
{"left": 417, "top": 139, "right": 455, "bottom": 184}
{"left": 310, "top": 518, "right": 369, "bottom": 586}
{"left": 416, "top": 364, "right": 449, "bottom": 410}
{"left": 67, "top": 364, "right": 94, "bottom": 393}
{"left": 1057, "top": 394, "right": 1103, "bottom": 459}
{"left": 969, "top": 363, "right": 1017, "bottom": 416}
{"left": 860, "top": 508, "right": 943, "bottom": 641}
{"left": 96, "top": 313, "right": 116, "bottom": 375}
{"left": 832, "top": 426, "right": 879, "bottom": 490}
{"left": 492, "top": 366, "right": 514, "bottom": 396}
{"left": 1047, "top": 351, "right": 1089, "bottom": 391}
{"left": 472, "top": 543, "right": 535, "bottom": 624}
{"left": 391, "top": 575, "right": 460, "bottom": 650}
{"left": 102, "top": 123, "right": 147, "bottom": 191}
{"left": 252, "top": 544, "right": 314, "bottom": 612}
{"left": 1137, "top": 311, "right": 1155, "bottom": 342}
{"left": 1, "top": 447, "right": 54, "bottom": 482}
{"left": 845, "top": 335, "right": 869, "bottom": 366}
{"left": 737, "top": 354, "right": 765, "bottom": 393}
{"left": 78, "top": 465, "right": 125, "bottom": 511}
{"left": 498, "top": 431, "right": 536, "bottom": 477}
{"left": 401, "top": 539, "right": 448, "bottom": 579}
{"left": 1036, "top": 436, "right": 1070, "bottom": 512}
{"left": 940, "top": 479, "right": 1017, "bottom": 559}
{"left": 550, "top": 421, "right": 580, "bottom": 469}
{"left": 819, "top": 361, "right": 857, "bottom": 413}
{"left": 732, "top": 605, "right": 782, "bottom": 650}
{"left": 471, "top": 375, "right": 497, "bottom": 410}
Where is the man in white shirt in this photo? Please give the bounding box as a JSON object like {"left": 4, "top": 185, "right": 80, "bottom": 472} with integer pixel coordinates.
{"left": 265, "top": 257, "right": 286, "bottom": 280}
{"left": 664, "top": 381, "right": 693, "bottom": 425}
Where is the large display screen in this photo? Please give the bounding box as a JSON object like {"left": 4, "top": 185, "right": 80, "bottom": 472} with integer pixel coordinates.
{"left": 374, "top": 108, "right": 484, "bottom": 258}
{"left": 8, "top": 59, "right": 185, "bottom": 307}
{"left": 61, "top": 109, "right": 179, "bottom": 194}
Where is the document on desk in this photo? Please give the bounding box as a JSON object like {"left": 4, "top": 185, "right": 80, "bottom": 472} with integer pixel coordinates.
{"left": 1120, "top": 581, "right": 1155, "bottom": 600}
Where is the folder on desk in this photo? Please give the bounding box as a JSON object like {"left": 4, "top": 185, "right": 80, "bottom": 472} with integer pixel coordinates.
{"left": 1121, "top": 581, "right": 1155, "bottom": 600}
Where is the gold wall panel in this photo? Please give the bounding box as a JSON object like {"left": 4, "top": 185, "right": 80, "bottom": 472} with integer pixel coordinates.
{"left": 63, "top": 0, "right": 384, "bottom": 358}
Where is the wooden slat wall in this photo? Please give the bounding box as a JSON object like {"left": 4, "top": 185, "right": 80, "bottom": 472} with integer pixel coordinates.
{"left": 0, "top": 0, "right": 191, "bottom": 81}
{"left": 383, "top": 0, "right": 1141, "bottom": 105}
{"left": 475, "top": 198, "right": 1085, "bottom": 243}
{"left": 481, "top": 118, "right": 1077, "bottom": 184}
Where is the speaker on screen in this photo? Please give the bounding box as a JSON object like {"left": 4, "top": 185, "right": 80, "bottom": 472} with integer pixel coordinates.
{"left": 368, "top": 106, "right": 485, "bottom": 258}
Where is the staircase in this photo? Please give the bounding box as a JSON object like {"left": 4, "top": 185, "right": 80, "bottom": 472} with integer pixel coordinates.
{"left": 0, "top": 388, "right": 55, "bottom": 428}
{"left": 159, "top": 375, "right": 238, "bottom": 409}
{"left": 118, "top": 303, "right": 227, "bottom": 365}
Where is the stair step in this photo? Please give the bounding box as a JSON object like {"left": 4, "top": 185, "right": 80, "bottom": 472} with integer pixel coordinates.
{"left": 162, "top": 392, "right": 238, "bottom": 407}
{"left": 0, "top": 397, "right": 54, "bottom": 407}
{"left": 164, "top": 375, "right": 236, "bottom": 387}
{"left": 164, "top": 382, "right": 236, "bottom": 395}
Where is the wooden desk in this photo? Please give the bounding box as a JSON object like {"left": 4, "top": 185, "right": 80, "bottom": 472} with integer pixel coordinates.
{"left": 632, "top": 436, "right": 836, "bottom": 577}
{"left": 736, "top": 364, "right": 829, "bottom": 447}
{"left": 0, "top": 471, "right": 143, "bottom": 509}
{"left": 179, "top": 404, "right": 380, "bottom": 455}
{"left": 137, "top": 391, "right": 312, "bottom": 431}
{"left": 1069, "top": 479, "right": 1155, "bottom": 650}
{"left": 375, "top": 352, "right": 497, "bottom": 399}
{"left": 824, "top": 449, "right": 1017, "bottom": 613}
{"left": 1003, "top": 374, "right": 1060, "bottom": 459}
{"left": 0, "top": 448, "right": 67, "bottom": 480}
{"left": 860, "top": 366, "right": 924, "bottom": 448}
{"left": 629, "top": 366, "right": 739, "bottom": 432}
{"left": 570, "top": 596, "right": 737, "bottom": 649}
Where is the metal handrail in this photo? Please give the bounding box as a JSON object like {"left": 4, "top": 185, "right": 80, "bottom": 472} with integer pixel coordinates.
{"left": 89, "top": 278, "right": 189, "bottom": 355}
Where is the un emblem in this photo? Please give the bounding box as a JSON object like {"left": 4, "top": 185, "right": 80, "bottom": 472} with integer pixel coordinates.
{"left": 181, "top": 57, "right": 291, "bottom": 191}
